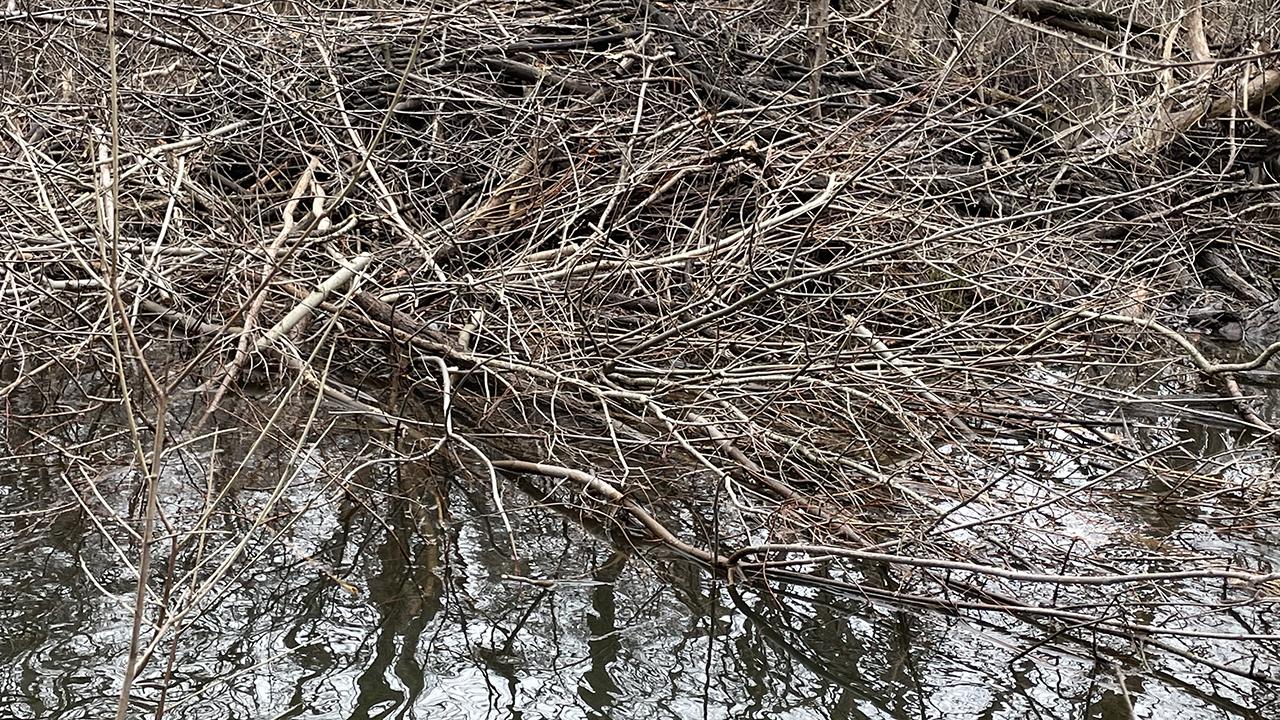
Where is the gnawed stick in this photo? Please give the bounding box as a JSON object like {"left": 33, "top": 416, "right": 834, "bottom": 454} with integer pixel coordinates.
{"left": 849, "top": 322, "right": 978, "bottom": 440}
{"left": 202, "top": 157, "right": 322, "bottom": 420}
{"left": 256, "top": 253, "right": 372, "bottom": 352}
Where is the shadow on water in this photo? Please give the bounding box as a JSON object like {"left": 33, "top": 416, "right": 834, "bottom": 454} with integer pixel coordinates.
{"left": 1, "top": 387, "right": 1278, "bottom": 719}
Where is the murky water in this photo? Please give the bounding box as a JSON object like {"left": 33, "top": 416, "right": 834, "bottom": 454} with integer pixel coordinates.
{"left": 1, "top": 391, "right": 1277, "bottom": 720}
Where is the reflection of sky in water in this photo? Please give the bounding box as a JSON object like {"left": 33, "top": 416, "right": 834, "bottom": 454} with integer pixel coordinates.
{"left": 2, "top": 428, "right": 1278, "bottom": 719}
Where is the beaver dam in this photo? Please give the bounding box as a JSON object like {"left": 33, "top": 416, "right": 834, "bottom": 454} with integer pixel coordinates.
{"left": 4, "top": 0, "right": 1280, "bottom": 717}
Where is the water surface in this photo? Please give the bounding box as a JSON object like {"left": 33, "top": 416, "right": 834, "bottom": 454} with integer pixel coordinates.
{"left": 1, "top": 394, "right": 1276, "bottom": 719}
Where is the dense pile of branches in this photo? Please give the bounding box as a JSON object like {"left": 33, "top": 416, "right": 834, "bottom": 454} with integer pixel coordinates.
{"left": 4, "top": 0, "right": 1280, "bottom": 706}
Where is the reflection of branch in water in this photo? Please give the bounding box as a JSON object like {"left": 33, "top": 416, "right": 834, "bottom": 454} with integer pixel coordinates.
{"left": 506, "top": 452, "right": 1280, "bottom": 693}
{"left": 726, "top": 585, "right": 899, "bottom": 716}
{"left": 343, "top": 468, "right": 449, "bottom": 714}
{"left": 742, "top": 570, "right": 1268, "bottom": 718}
{"left": 365, "top": 461, "right": 448, "bottom": 629}
{"left": 502, "top": 586, "right": 552, "bottom": 662}
{"left": 581, "top": 550, "right": 627, "bottom": 717}
{"left": 732, "top": 582, "right": 1117, "bottom": 719}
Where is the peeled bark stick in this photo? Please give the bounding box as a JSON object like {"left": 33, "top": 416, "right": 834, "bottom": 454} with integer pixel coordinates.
{"left": 204, "top": 157, "right": 321, "bottom": 419}
{"left": 849, "top": 322, "right": 978, "bottom": 440}
{"left": 1137, "top": 69, "right": 1280, "bottom": 153}
{"left": 256, "top": 253, "right": 372, "bottom": 352}
{"left": 1185, "top": 1, "right": 1213, "bottom": 72}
